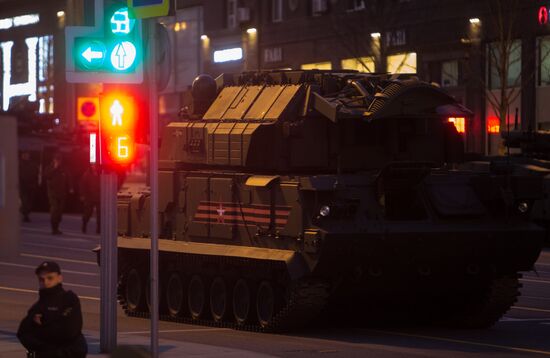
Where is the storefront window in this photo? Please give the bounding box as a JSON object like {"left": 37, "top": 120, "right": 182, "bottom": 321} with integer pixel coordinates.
{"left": 538, "top": 36, "right": 550, "bottom": 86}
{"left": 441, "top": 60, "right": 459, "bottom": 87}
{"left": 386, "top": 52, "right": 417, "bottom": 74}
{"left": 488, "top": 40, "right": 521, "bottom": 89}
{"left": 272, "top": 0, "right": 283, "bottom": 22}
{"left": 301, "top": 61, "right": 332, "bottom": 70}
{"left": 341, "top": 57, "right": 375, "bottom": 72}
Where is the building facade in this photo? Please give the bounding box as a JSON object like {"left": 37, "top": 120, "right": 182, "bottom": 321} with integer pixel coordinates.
{"left": 3, "top": 0, "right": 550, "bottom": 156}
{"left": 185, "top": 0, "right": 550, "bottom": 155}
{"left": 0, "top": 0, "right": 66, "bottom": 117}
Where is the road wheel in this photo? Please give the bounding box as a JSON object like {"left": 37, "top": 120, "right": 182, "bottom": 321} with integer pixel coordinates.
{"left": 256, "top": 281, "right": 278, "bottom": 328}
{"left": 125, "top": 268, "right": 145, "bottom": 313}
{"left": 210, "top": 277, "right": 229, "bottom": 322}
{"left": 444, "top": 274, "right": 521, "bottom": 328}
{"left": 145, "top": 274, "right": 166, "bottom": 314}
{"left": 233, "top": 279, "right": 253, "bottom": 325}
{"left": 166, "top": 272, "right": 186, "bottom": 318}
{"left": 188, "top": 275, "right": 207, "bottom": 320}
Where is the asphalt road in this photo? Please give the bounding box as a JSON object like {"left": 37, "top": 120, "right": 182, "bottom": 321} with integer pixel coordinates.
{"left": 1, "top": 213, "right": 550, "bottom": 357}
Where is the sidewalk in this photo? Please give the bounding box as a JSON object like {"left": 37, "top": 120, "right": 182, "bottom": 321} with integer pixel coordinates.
{"left": 0, "top": 330, "right": 272, "bottom": 357}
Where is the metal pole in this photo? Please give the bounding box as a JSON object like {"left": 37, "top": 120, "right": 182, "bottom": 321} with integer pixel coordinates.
{"left": 99, "top": 170, "right": 117, "bottom": 353}
{"left": 148, "top": 18, "right": 160, "bottom": 358}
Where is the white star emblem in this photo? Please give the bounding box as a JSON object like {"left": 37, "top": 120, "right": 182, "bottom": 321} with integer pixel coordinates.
{"left": 216, "top": 203, "right": 225, "bottom": 223}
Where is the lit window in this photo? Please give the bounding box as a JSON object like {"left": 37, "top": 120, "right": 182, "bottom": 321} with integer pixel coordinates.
{"left": 37, "top": 35, "right": 54, "bottom": 113}
{"left": 301, "top": 61, "right": 332, "bottom": 70}
{"left": 488, "top": 41, "right": 521, "bottom": 89}
{"left": 227, "top": 0, "right": 237, "bottom": 29}
{"left": 213, "top": 47, "right": 243, "bottom": 63}
{"left": 387, "top": 52, "right": 417, "bottom": 74}
{"left": 1, "top": 38, "right": 38, "bottom": 111}
{"left": 0, "top": 19, "right": 12, "bottom": 30}
{"left": 272, "top": 0, "right": 283, "bottom": 22}
{"left": 448, "top": 117, "right": 466, "bottom": 133}
{"left": 442, "top": 60, "right": 459, "bottom": 87}
{"left": 341, "top": 57, "right": 375, "bottom": 72}
{"left": 12, "top": 14, "right": 40, "bottom": 27}
{"left": 487, "top": 117, "right": 500, "bottom": 134}
{"left": 0, "top": 13, "right": 40, "bottom": 30}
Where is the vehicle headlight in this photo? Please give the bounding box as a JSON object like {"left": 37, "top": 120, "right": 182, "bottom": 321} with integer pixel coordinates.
{"left": 319, "top": 205, "right": 331, "bottom": 217}
{"left": 518, "top": 202, "right": 529, "bottom": 213}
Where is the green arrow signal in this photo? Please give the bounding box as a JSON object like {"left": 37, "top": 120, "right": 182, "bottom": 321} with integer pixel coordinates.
{"left": 82, "top": 46, "right": 104, "bottom": 63}
{"left": 75, "top": 39, "right": 106, "bottom": 70}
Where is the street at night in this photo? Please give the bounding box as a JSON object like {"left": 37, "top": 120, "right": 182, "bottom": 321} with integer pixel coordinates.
{"left": 0, "top": 214, "right": 548, "bottom": 357}
{"left": 4, "top": 0, "right": 550, "bottom": 357}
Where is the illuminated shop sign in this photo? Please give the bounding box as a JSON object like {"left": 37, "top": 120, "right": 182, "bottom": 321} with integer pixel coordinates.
{"left": 539, "top": 6, "right": 549, "bottom": 25}
{"left": 213, "top": 47, "right": 243, "bottom": 63}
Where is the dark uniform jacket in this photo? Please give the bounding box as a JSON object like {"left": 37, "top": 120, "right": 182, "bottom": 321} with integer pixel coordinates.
{"left": 19, "top": 159, "right": 39, "bottom": 192}
{"left": 44, "top": 165, "right": 69, "bottom": 201}
{"left": 17, "top": 284, "right": 87, "bottom": 358}
{"left": 79, "top": 168, "right": 100, "bottom": 203}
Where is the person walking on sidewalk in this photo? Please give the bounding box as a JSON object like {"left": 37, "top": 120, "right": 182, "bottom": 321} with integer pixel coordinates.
{"left": 17, "top": 261, "right": 88, "bottom": 358}
{"left": 79, "top": 163, "right": 100, "bottom": 234}
{"left": 19, "top": 151, "right": 39, "bottom": 222}
{"left": 44, "top": 154, "right": 69, "bottom": 235}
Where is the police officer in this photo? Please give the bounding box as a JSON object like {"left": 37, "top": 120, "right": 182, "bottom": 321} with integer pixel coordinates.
{"left": 79, "top": 163, "right": 100, "bottom": 234}
{"left": 17, "top": 261, "right": 88, "bottom": 358}
{"left": 44, "top": 154, "right": 69, "bottom": 235}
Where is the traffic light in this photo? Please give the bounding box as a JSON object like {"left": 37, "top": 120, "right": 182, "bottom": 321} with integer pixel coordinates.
{"left": 77, "top": 97, "right": 100, "bottom": 122}
{"left": 99, "top": 92, "right": 137, "bottom": 167}
{"left": 68, "top": 3, "right": 143, "bottom": 83}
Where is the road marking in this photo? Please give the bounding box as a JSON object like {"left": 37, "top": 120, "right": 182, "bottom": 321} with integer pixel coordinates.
{"left": 64, "top": 282, "right": 99, "bottom": 289}
{"left": 23, "top": 242, "right": 93, "bottom": 253}
{"left": 0, "top": 261, "right": 98, "bottom": 277}
{"left": 522, "top": 295, "right": 550, "bottom": 302}
{"left": 512, "top": 306, "right": 550, "bottom": 314}
{"left": 524, "top": 270, "right": 550, "bottom": 277}
{"left": 20, "top": 253, "right": 97, "bottom": 266}
{"left": 0, "top": 286, "right": 99, "bottom": 301}
{"left": 120, "top": 328, "right": 229, "bottom": 335}
{"left": 21, "top": 227, "right": 99, "bottom": 241}
{"left": 520, "top": 278, "right": 550, "bottom": 285}
{"left": 367, "top": 329, "right": 550, "bottom": 356}
{"left": 500, "top": 317, "right": 550, "bottom": 322}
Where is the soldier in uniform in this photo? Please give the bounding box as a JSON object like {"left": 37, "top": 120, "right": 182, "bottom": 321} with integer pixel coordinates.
{"left": 44, "top": 154, "right": 69, "bottom": 235}
{"left": 17, "top": 261, "right": 88, "bottom": 358}
{"left": 79, "top": 163, "right": 100, "bottom": 234}
{"left": 19, "top": 151, "right": 39, "bottom": 222}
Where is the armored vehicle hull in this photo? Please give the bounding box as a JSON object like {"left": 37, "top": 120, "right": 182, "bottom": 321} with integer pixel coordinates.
{"left": 113, "top": 71, "right": 544, "bottom": 331}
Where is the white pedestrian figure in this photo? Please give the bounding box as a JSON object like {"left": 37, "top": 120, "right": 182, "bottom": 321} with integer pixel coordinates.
{"left": 110, "top": 99, "right": 123, "bottom": 126}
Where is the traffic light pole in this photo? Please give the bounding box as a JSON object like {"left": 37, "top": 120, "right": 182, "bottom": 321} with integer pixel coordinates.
{"left": 99, "top": 170, "right": 118, "bottom": 353}
{"left": 148, "top": 18, "right": 160, "bottom": 358}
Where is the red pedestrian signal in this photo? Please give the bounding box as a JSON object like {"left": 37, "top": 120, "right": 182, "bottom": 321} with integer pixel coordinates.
{"left": 99, "top": 93, "right": 137, "bottom": 167}
{"left": 77, "top": 97, "right": 100, "bottom": 122}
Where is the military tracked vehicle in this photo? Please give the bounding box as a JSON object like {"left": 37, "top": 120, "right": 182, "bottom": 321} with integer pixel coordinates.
{"left": 499, "top": 130, "right": 550, "bottom": 242}
{"left": 114, "top": 70, "right": 544, "bottom": 332}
